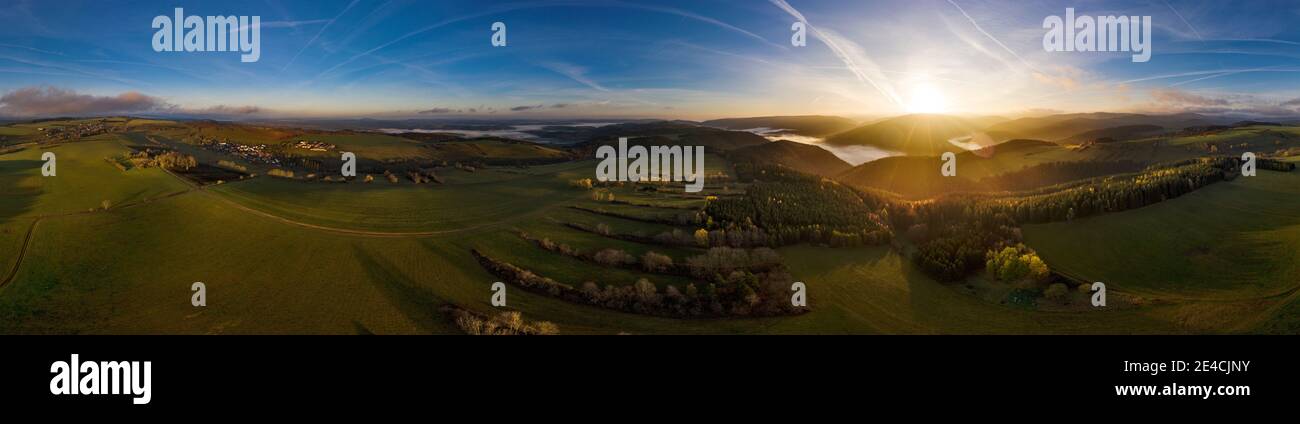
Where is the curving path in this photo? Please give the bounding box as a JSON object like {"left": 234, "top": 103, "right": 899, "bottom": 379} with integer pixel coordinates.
{"left": 0, "top": 218, "right": 38, "bottom": 289}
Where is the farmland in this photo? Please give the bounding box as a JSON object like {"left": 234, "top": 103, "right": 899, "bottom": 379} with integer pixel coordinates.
{"left": 1024, "top": 171, "right": 1300, "bottom": 303}
{"left": 1, "top": 117, "right": 1299, "bottom": 334}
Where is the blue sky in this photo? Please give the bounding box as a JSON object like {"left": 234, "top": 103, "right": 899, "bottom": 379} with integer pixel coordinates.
{"left": 1, "top": 0, "right": 1299, "bottom": 119}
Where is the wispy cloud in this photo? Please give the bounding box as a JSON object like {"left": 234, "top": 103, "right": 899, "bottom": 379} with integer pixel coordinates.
{"left": 0, "top": 42, "right": 63, "bottom": 56}
{"left": 1151, "top": 88, "right": 1228, "bottom": 106}
{"left": 320, "top": 0, "right": 784, "bottom": 80}
{"left": 944, "top": 0, "right": 1039, "bottom": 75}
{"left": 612, "top": 0, "right": 784, "bottom": 51}
{"left": 1163, "top": 0, "right": 1203, "bottom": 41}
{"left": 281, "top": 0, "right": 360, "bottom": 71}
{"left": 0, "top": 54, "right": 146, "bottom": 87}
{"left": 768, "top": 0, "right": 901, "bottom": 106}
{"left": 540, "top": 62, "right": 609, "bottom": 92}
{"left": 1118, "top": 68, "right": 1300, "bottom": 85}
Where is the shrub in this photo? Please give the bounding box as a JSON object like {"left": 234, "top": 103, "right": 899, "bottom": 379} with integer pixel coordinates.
{"left": 1044, "top": 283, "right": 1069, "bottom": 299}
{"left": 569, "top": 178, "right": 593, "bottom": 189}
{"left": 472, "top": 250, "right": 805, "bottom": 318}
{"left": 444, "top": 307, "right": 559, "bottom": 335}
{"left": 268, "top": 168, "right": 294, "bottom": 178}
{"left": 217, "top": 160, "right": 247, "bottom": 172}
{"left": 592, "top": 248, "right": 634, "bottom": 266}
{"left": 694, "top": 228, "right": 710, "bottom": 247}
{"left": 641, "top": 251, "right": 673, "bottom": 272}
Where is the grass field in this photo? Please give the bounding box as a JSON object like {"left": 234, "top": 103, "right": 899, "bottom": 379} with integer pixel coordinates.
{"left": 0, "top": 136, "right": 190, "bottom": 219}
{"left": 1162, "top": 125, "right": 1300, "bottom": 147}
{"left": 424, "top": 138, "right": 570, "bottom": 162}
{"left": 0, "top": 192, "right": 471, "bottom": 334}
{"left": 0, "top": 126, "right": 35, "bottom": 137}
{"left": 760, "top": 246, "right": 1198, "bottom": 334}
{"left": 208, "top": 170, "right": 578, "bottom": 232}
{"left": 4, "top": 122, "right": 1300, "bottom": 334}
{"left": 1024, "top": 171, "right": 1300, "bottom": 302}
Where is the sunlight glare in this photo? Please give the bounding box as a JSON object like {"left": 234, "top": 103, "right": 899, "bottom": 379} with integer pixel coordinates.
{"left": 906, "top": 83, "right": 948, "bottom": 114}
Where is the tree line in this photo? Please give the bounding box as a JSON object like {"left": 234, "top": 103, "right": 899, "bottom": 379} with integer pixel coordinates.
{"left": 471, "top": 249, "right": 806, "bottom": 318}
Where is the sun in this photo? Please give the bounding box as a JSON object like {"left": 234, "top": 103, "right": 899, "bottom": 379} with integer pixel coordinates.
{"left": 905, "top": 83, "right": 949, "bottom": 114}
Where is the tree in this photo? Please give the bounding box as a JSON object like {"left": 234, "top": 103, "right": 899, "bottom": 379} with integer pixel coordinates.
{"left": 985, "top": 244, "right": 1050, "bottom": 286}
{"left": 633, "top": 278, "right": 659, "bottom": 305}
{"left": 641, "top": 251, "right": 673, "bottom": 272}
{"left": 1025, "top": 254, "right": 1050, "bottom": 282}
{"left": 592, "top": 248, "right": 634, "bottom": 266}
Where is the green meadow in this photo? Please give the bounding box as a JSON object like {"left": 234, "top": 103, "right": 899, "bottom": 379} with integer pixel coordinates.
{"left": 207, "top": 166, "right": 580, "bottom": 233}
{"left": 1024, "top": 171, "right": 1300, "bottom": 301}
{"left": 3, "top": 119, "right": 1300, "bottom": 334}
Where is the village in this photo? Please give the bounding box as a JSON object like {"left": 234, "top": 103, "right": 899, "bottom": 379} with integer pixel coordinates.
{"left": 292, "top": 140, "right": 337, "bottom": 152}
{"left": 36, "top": 120, "right": 119, "bottom": 143}
{"left": 190, "top": 135, "right": 284, "bottom": 166}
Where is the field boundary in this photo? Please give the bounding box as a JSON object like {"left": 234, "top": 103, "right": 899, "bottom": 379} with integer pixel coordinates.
{"left": 0, "top": 218, "right": 39, "bottom": 289}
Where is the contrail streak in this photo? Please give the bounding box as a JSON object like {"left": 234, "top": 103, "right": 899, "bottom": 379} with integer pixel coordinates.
{"left": 945, "top": 0, "right": 1040, "bottom": 75}
{"left": 768, "top": 0, "right": 901, "bottom": 106}
{"left": 282, "top": 0, "right": 360, "bottom": 72}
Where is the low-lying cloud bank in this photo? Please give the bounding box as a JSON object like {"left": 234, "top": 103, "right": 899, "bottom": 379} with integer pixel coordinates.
{"left": 0, "top": 86, "right": 263, "bottom": 118}
{"left": 1146, "top": 88, "right": 1300, "bottom": 117}
{"left": 0, "top": 86, "right": 167, "bottom": 117}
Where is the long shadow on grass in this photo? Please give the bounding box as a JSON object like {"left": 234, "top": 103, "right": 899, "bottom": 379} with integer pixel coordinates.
{"left": 352, "top": 245, "right": 454, "bottom": 334}
{"left": 0, "top": 160, "right": 40, "bottom": 222}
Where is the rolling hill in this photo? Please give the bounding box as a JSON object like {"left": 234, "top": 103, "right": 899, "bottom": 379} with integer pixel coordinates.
{"left": 833, "top": 139, "right": 1072, "bottom": 198}
{"left": 726, "top": 139, "right": 852, "bottom": 176}
{"left": 986, "top": 112, "right": 1225, "bottom": 142}
{"left": 823, "top": 114, "right": 987, "bottom": 156}
{"left": 1058, "top": 124, "right": 1164, "bottom": 144}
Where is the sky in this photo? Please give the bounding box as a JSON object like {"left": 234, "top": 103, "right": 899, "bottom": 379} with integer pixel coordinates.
{"left": 1, "top": 0, "right": 1299, "bottom": 120}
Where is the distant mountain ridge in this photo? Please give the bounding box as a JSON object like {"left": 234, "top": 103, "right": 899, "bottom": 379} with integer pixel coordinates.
{"left": 702, "top": 115, "right": 859, "bottom": 137}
